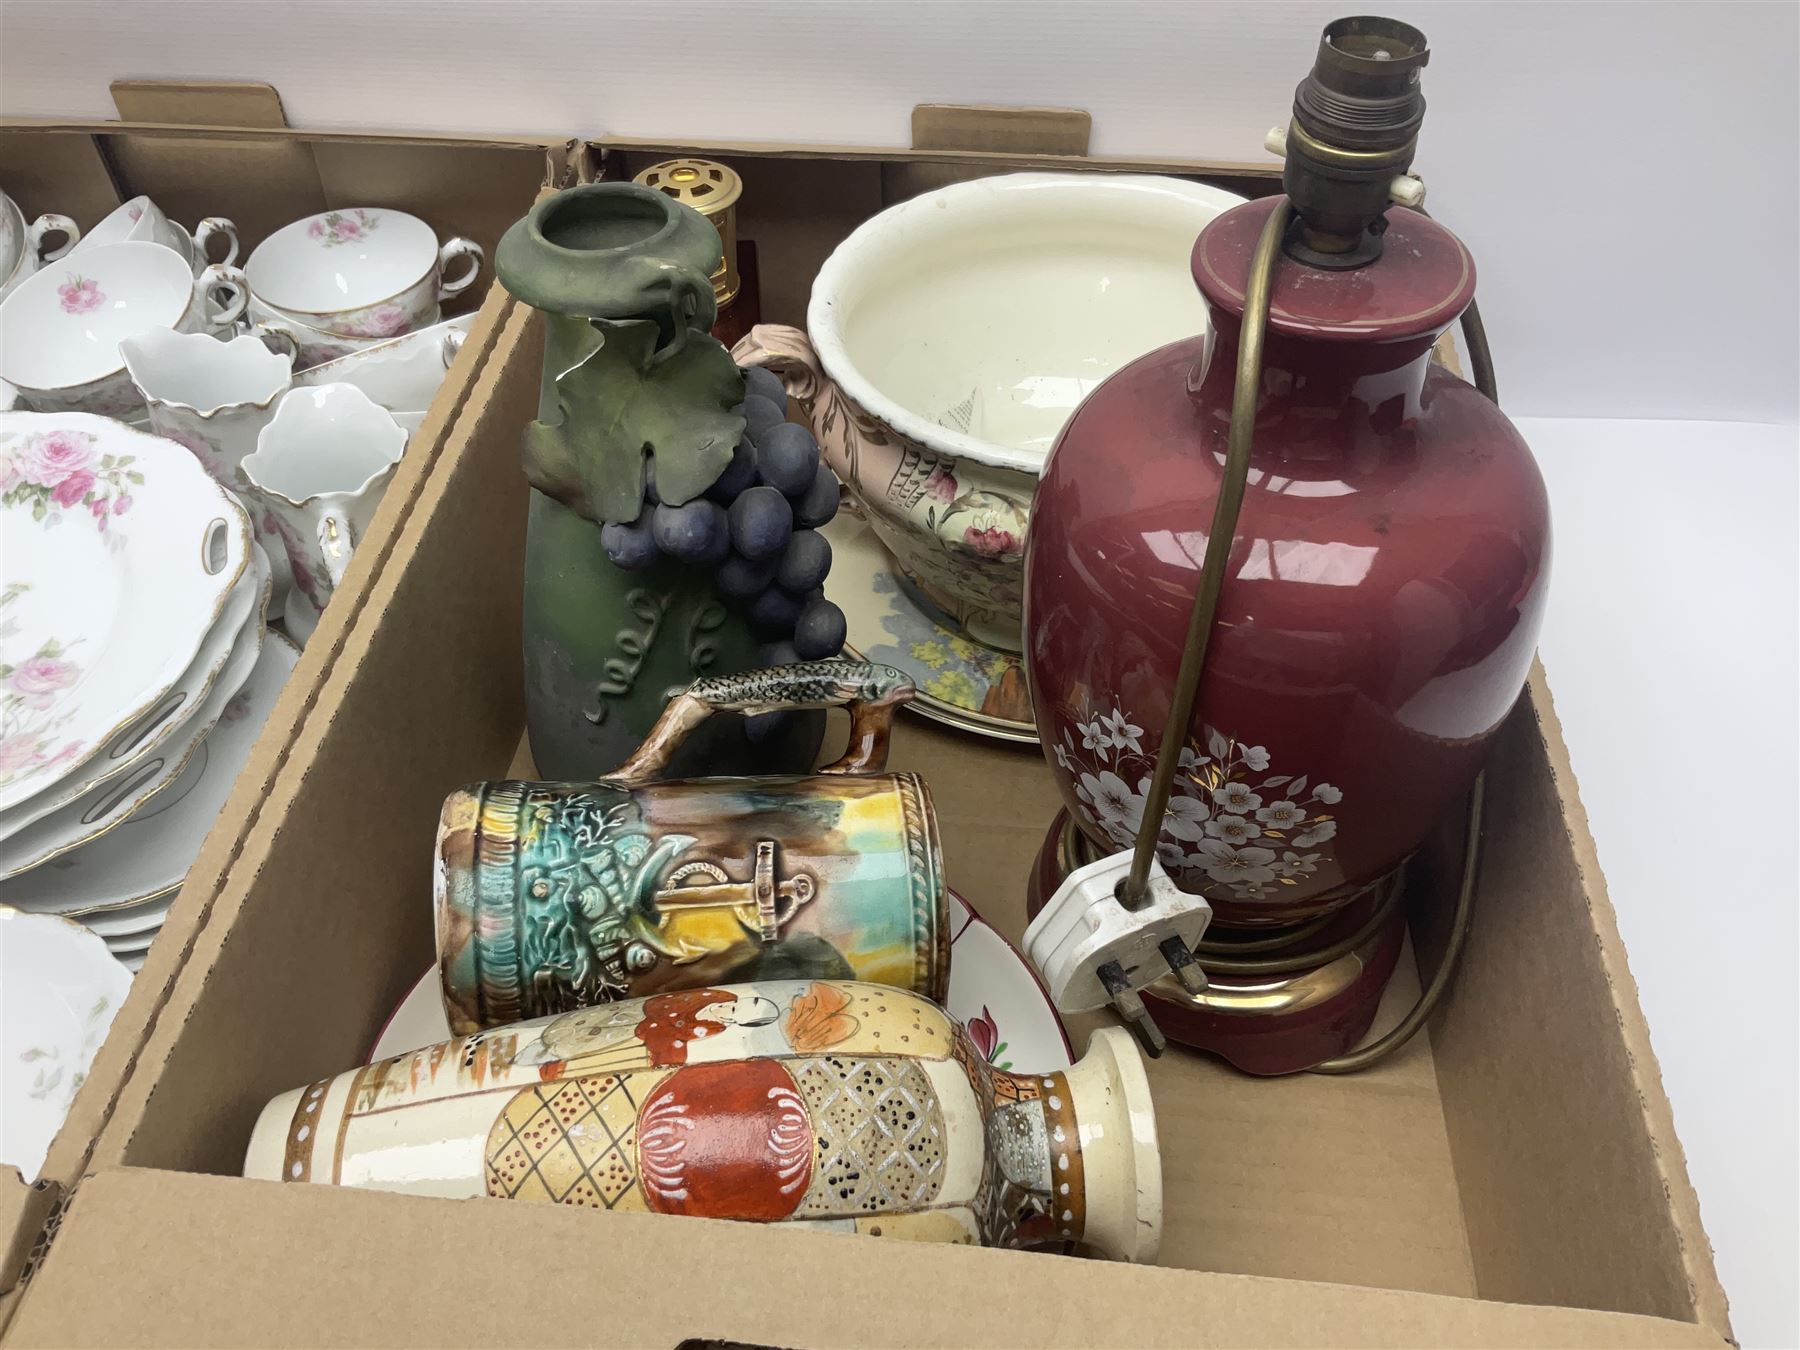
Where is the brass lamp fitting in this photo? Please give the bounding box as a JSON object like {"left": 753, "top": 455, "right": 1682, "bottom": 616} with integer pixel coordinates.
{"left": 1281, "top": 15, "right": 1430, "bottom": 268}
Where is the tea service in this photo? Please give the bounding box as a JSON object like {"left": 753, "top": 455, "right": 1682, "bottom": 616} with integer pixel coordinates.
{"left": 0, "top": 192, "right": 480, "bottom": 1005}
{"left": 0, "top": 240, "right": 249, "bottom": 419}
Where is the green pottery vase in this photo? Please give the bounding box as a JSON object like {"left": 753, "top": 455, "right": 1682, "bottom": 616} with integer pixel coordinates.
{"left": 497, "top": 184, "right": 823, "bottom": 778}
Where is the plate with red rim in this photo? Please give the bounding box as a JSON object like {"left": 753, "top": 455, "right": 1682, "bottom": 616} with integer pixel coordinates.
{"left": 371, "top": 887, "right": 1070, "bottom": 1075}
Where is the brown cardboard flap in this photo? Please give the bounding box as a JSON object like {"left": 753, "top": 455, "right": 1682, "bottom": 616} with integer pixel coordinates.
{"left": 6, "top": 1169, "right": 1724, "bottom": 1350}
{"left": 36, "top": 288, "right": 525, "bottom": 1192}
{"left": 1428, "top": 666, "right": 1730, "bottom": 1332}
{"left": 57, "top": 297, "right": 539, "bottom": 1186}
{"left": 0, "top": 1169, "right": 57, "bottom": 1300}
{"left": 912, "top": 104, "right": 1093, "bottom": 156}
{"left": 110, "top": 80, "right": 290, "bottom": 129}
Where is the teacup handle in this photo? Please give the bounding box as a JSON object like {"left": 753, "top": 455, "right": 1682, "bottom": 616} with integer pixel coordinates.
{"left": 196, "top": 263, "right": 249, "bottom": 329}
{"left": 316, "top": 510, "right": 357, "bottom": 592}
{"left": 607, "top": 660, "right": 915, "bottom": 786}
{"left": 435, "top": 237, "right": 483, "bottom": 302}
{"left": 28, "top": 213, "right": 80, "bottom": 264}
{"left": 250, "top": 323, "right": 301, "bottom": 364}
{"left": 192, "top": 217, "right": 240, "bottom": 267}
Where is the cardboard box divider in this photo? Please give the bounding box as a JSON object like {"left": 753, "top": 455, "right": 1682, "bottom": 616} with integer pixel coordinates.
{"left": 0, "top": 98, "right": 1731, "bottom": 1347}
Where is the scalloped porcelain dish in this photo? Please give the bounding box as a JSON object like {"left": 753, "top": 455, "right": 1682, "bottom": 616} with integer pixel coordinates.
{"left": 0, "top": 906, "right": 132, "bottom": 1180}
{"left": 0, "top": 591, "right": 265, "bottom": 879}
{"left": 0, "top": 541, "right": 270, "bottom": 841}
{"left": 0, "top": 413, "right": 252, "bottom": 812}
{"left": 373, "top": 889, "right": 1071, "bottom": 1075}
{"left": 0, "top": 628, "right": 297, "bottom": 914}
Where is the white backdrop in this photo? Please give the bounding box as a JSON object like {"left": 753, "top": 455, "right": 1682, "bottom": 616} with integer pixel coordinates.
{"left": 1, "top": 0, "right": 1796, "bottom": 425}
{"left": 2, "top": 0, "right": 1797, "bottom": 1344}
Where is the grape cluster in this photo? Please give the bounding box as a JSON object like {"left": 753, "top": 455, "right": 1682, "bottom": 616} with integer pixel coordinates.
{"left": 600, "top": 364, "right": 847, "bottom": 743}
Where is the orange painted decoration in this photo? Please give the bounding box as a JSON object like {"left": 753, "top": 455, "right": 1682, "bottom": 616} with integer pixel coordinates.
{"left": 637, "top": 1060, "right": 813, "bottom": 1220}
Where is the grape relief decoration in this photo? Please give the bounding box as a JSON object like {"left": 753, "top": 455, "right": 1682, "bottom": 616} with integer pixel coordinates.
{"left": 1053, "top": 699, "right": 1344, "bottom": 903}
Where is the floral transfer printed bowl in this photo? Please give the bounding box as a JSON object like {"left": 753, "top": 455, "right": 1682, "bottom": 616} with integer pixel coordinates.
{"left": 244, "top": 208, "right": 481, "bottom": 341}
{"left": 734, "top": 172, "right": 1243, "bottom": 653}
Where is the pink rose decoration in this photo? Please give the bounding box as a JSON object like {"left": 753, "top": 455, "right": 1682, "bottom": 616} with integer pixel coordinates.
{"left": 16, "top": 430, "right": 95, "bottom": 488}
{"left": 57, "top": 276, "right": 104, "bottom": 315}
{"left": 51, "top": 469, "right": 94, "bottom": 508}
{"left": 0, "top": 733, "right": 39, "bottom": 776}
{"left": 925, "top": 466, "right": 958, "bottom": 503}
{"left": 10, "top": 655, "right": 78, "bottom": 708}
{"left": 335, "top": 219, "right": 363, "bottom": 241}
{"left": 307, "top": 220, "right": 327, "bottom": 239}
{"left": 0, "top": 452, "right": 17, "bottom": 493}
{"left": 964, "top": 524, "right": 1021, "bottom": 557}
{"left": 113, "top": 493, "right": 133, "bottom": 515}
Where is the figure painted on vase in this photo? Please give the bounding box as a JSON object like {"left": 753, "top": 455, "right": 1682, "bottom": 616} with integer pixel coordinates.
{"left": 248, "top": 980, "right": 1160, "bottom": 1261}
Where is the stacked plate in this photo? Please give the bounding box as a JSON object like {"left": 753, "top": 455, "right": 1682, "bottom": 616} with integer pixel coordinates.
{"left": 0, "top": 411, "right": 299, "bottom": 971}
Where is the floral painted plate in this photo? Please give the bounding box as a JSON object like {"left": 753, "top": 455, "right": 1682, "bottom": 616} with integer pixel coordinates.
{"left": 0, "top": 592, "right": 264, "bottom": 880}
{"left": 371, "top": 888, "right": 1072, "bottom": 1075}
{"left": 0, "top": 413, "right": 253, "bottom": 811}
{"left": 0, "top": 629, "right": 296, "bottom": 912}
{"left": 822, "top": 513, "right": 1036, "bottom": 743}
{"left": 0, "top": 906, "right": 133, "bottom": 1180}
{"left": 0, "top": 541, "right": 270, "bottom": 842}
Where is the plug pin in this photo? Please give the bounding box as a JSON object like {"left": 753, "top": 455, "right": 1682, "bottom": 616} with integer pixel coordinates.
{"left": 1098, "top": 959, "right": 1166, "bottom": 1058}
{"left": 1158, "top": 935, "right": 1208, "bottom": 997}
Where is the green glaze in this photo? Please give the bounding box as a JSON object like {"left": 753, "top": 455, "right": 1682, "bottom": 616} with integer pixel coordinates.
{"left": 498, "top": 183, "right": 823, "bottom": 778}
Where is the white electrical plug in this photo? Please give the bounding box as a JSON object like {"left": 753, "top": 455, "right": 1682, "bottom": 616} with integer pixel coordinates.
{"left": 1024, "top": 850, "right": 1212, "bottom": 1055}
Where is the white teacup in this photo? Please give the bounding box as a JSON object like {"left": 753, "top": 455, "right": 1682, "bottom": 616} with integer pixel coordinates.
{"left": 120, "top": 328, "right": 297, "bottom": 611}
{"left": 0, "top": 241, "right": 249, "bottom": 419}
{"left": 241, "top": 383, "right": 406, "bottom": 642}
{"left": 71, "top": 194, "right": 239, "bottom": 275}
{"left": 245, "top": 208, "right": 481, "bottom": 340}
{"left": 0, "top": 190, "right": 81, "bottom": 300}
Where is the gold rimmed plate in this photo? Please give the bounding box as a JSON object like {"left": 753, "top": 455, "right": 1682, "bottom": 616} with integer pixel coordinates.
{"left": 822, "top": 513, "right": 1037, "bottom": 743}
{"left": 0, "top": 627, "right": 297, "bottom": 906}
{"left": 0, "top": 412, "right": 253, "bottom": 812}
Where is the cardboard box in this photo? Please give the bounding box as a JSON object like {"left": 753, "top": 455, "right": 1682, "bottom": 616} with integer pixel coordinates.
{"left": 0, "top": 109, "right": 1731, "bottom": 1347}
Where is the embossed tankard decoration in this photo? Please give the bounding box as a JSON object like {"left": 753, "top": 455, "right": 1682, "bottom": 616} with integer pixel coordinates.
{"left": 435, "top": 661, "right": 948, "bottom": 1034}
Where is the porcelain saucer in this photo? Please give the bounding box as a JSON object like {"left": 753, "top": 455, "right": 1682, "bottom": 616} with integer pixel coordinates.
{"left": 822, "top": 513, "right": 1036, "bottom": 742}
{"left": 0, "top": 628, "right": 297, "bottom": 908}
{"left": 0, "top": 541, "right": 270, "bottom": 842}
{"left": 0, "top": 906, "right": 133, "bottom": 1180}
{"left": 0, "top": 591, "right": 265, "bottom": 879}
{"left": 372, "top": 888, "right": 1071, "bottom": 1075}
{"left": 0, "top": 413, "right": 253, "bottom": 812}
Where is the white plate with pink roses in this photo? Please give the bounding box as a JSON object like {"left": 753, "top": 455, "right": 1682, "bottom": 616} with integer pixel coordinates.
{"left": 0, "top": 412, "right": 252, "bottom": 814}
